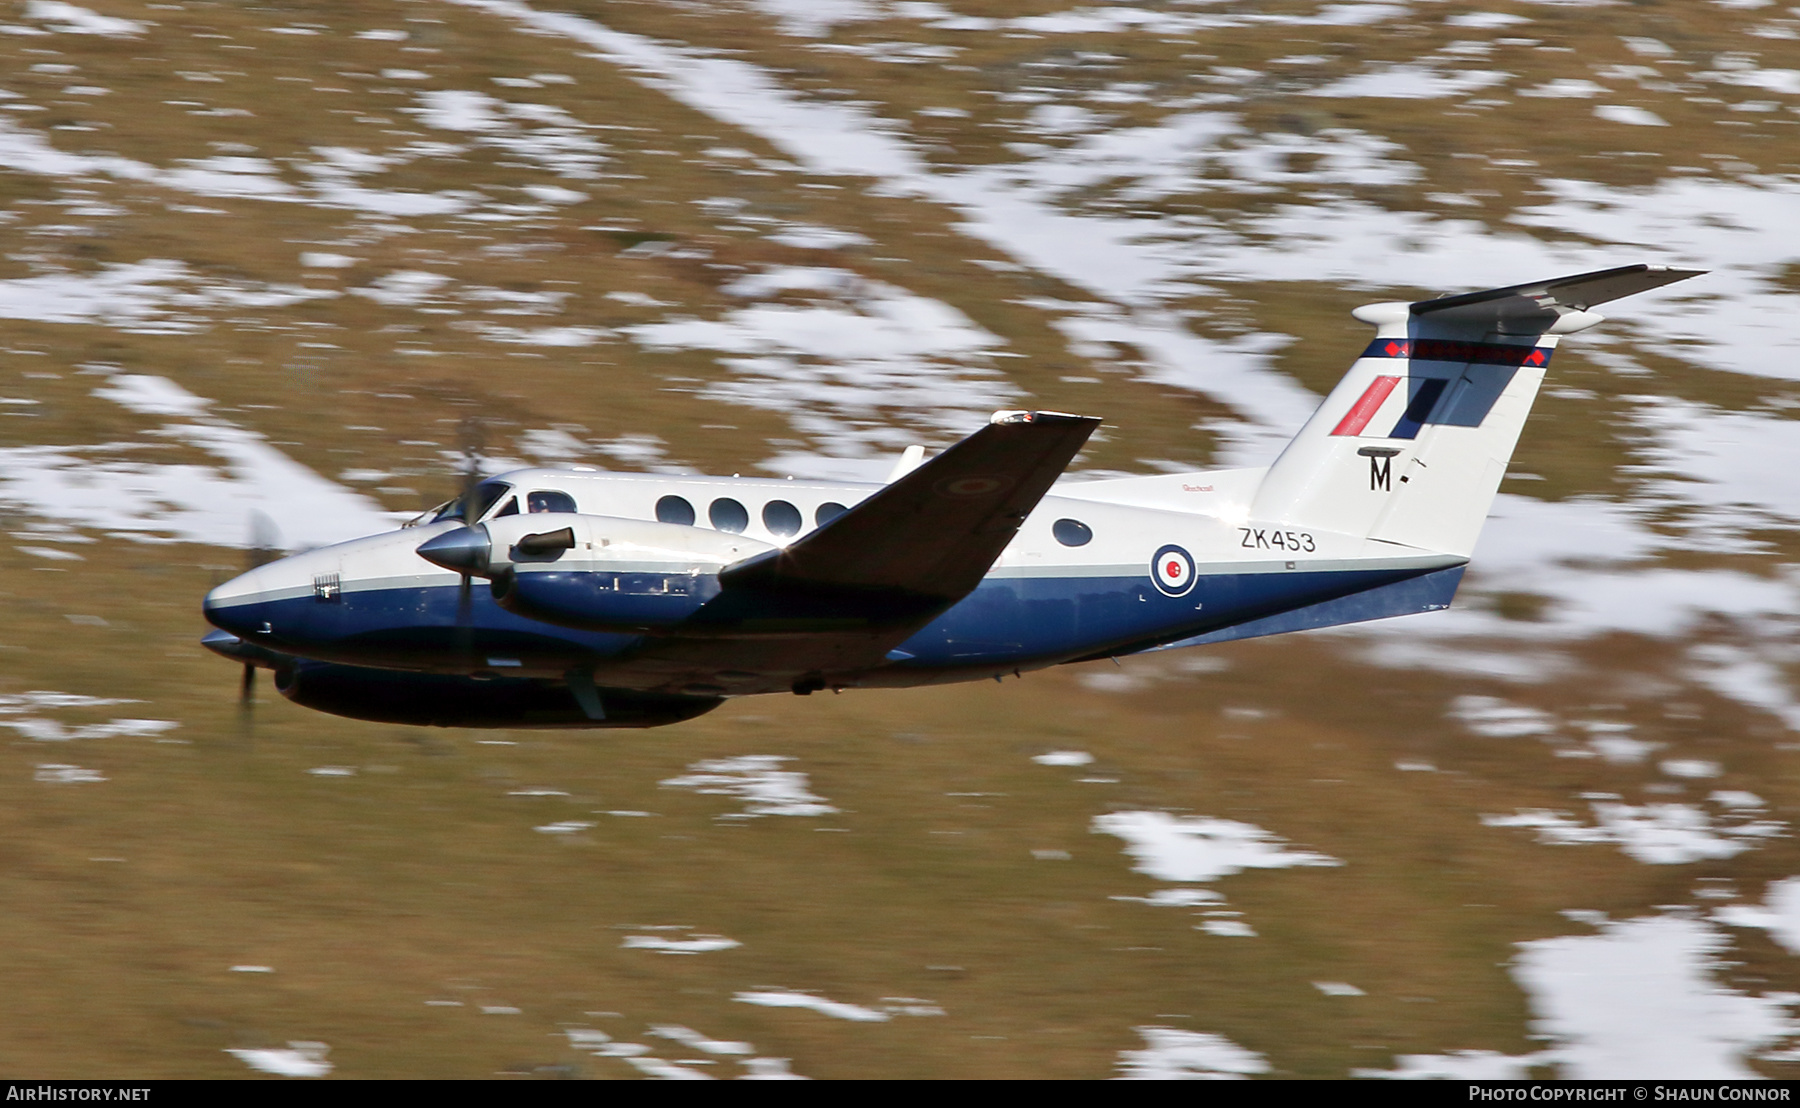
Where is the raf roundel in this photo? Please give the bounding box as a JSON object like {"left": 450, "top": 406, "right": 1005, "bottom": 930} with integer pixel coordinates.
{"left": 1151, "top": 544, "right": 1196, "bottom": 597}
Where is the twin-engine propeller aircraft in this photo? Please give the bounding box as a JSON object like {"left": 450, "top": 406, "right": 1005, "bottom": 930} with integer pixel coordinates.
{"left": 203, "top": 264, "right": 1701, "bottom": 730}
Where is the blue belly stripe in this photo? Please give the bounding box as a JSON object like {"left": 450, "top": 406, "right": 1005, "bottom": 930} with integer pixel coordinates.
{"left": 211, "top": 563, "right": 1455, "bottom": 677}
{"left": 887, "top": 564, "right": 1444, "bottom": 667}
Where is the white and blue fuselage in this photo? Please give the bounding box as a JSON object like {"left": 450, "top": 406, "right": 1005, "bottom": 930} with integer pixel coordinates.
{"left": 200, "top": 264, "right": 1701, "bottom": 728}
{"left": 202, "top": 462, "right": 1461, "bottom": 726}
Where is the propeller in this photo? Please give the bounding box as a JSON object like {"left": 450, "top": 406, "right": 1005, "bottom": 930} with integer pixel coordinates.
{"left": 454, "top": 417, "right": 485, "bottom": 660}
{"left": 239, "top": 510, "right": 284, "bottom": 734}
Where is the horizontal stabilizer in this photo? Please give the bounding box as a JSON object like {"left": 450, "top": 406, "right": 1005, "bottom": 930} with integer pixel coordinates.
{"left": 1408, "top": 263, "right": 1704, "bottom": 330}
{"left": 721, "top": 411, "right": 1099, "bottom": 603}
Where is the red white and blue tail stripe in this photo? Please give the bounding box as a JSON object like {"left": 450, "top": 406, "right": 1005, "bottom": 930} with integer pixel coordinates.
{"left": 1329, "top": 340, "right": 1554, "bottom": 440}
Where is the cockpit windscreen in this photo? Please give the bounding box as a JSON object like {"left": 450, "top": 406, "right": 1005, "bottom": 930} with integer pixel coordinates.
{"left": 430, "top": 481, "right": 514, "bottom": 524}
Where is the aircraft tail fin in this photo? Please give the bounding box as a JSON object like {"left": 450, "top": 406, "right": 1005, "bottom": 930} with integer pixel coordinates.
{"left": 1248, "top": 264, "right": 1703, "bottom": 557}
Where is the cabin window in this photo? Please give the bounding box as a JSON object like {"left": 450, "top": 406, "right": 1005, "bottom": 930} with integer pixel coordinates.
{"left": 709, "top": 497, "right": 749, "bottom": 534}
{"left": 655, "top": 495, "right": 696, "bottom": 526}
{"left": 528, "top": 490, "right": 576, "bottom": 514}
{"left": 816, "top": 502, "right": 847, "bottom": 527}
{"left": 763, "top": 499, "right": 802, "bottom": 538}
{"left": 1052, "top": 518, "right": 1093, "bottom": 547}
{"left": 493, "top": 497, "right": 519, "bottom": 518}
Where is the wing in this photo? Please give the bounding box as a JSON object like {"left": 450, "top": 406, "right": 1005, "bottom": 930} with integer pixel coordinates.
{"left": 719, "top": 410, "right": 1100, "bottom": 605}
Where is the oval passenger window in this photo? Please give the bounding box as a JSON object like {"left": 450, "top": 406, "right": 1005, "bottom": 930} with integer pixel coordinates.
{"left": 1052, "top": 518, "right": 1093, "bottom": 547}
{"left": 815, "top": 502, "right": 847, "bottom": 527}
{"left": 763, "top": 499, "right": 802, "bottom": 538}
{"left": 655, "top": 495, "right": 696, "bottom": 526}
{"left": 528, "top": 490, "right": 577, "bottom": 514}
{"left": 709, "top": 497, "right": 749, "bottom": 534}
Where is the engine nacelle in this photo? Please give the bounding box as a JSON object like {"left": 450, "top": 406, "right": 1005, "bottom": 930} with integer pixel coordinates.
{"left": 275, "top": 660, "right": 722, "bottom": 729}
{"left": 491, "top": 564, "right": 724, "bottom": 633}
{"left": 423, "top": 513, "right": 773, "bottom": 633}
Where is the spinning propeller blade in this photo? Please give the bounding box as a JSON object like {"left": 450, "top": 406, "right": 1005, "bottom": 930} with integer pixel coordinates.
{"left": 247, "top": 509, "right": 282, "bottom": 570}
{"left": 458, "top": 417, "right": 485, "bottom": 526}
{"left": 238, "top": 660, "right": 256, "bottom": 734}
{"left": 237, "top": 511, "right": 283, "bottom": 738}
{"left": 455, "top": 417, "right": 485, "bottom": 659}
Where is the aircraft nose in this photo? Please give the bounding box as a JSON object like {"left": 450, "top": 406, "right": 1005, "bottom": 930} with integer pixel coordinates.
{"left": 416, "top": 525, "right": 492, "bottom": 577}
{"left": 203, "top": 578, "right": 264, "bottom": 638}
{"left": 202, "top": 557, "right": 295, "bottom": 640}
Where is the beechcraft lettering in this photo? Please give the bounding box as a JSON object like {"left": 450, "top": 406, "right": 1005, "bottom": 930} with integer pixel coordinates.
{"left": 201, "top": 264, "right": 1703, "bottom": 730}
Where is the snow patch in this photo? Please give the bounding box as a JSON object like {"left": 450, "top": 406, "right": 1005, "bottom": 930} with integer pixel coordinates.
{"left": 0, "top": 259, "right": 330, "bottom": 334}
{"left": 628, "top": 267, "right": 1013, "bottom": 459}
{"left": 1307, "top": 65, "right": 1510, "bottom": 100}
{"left": 1482, "top": 801, "right": 1782, "bottom": 865}
{"left": 226, "top": 1042, "right": 332, "bottom": 1079}
{"left": 1449, "top": 695, "right": 1558, "bottom": 738}
{"left": 1116, "top": 1027, "right": 1269, "bottom": 1079}
{"left": 34, "top": 763, "right": 105, "bottom": 784}
{"left": 0, "top": 690, "right": 178, "bottom": 744}
{"left": 1093, "top": 810, "right": 1341, "bottom": 883}
{"left": 0, "top": 375, "right": 399, "bottom": 550}
{"left": 1715, "top": 877, "right": 1800, "bottom": 955}
{"left": 1364, "top": 914, "right": 1800, "bottom": 1078}
{"left": 1517, "top": 915, "right": 1797, "bottom": 1078}
{"left": 621, "top": 933, "right": 741, "bottom": 955}
{"left": 661, "top": 756, "right": 838, "bottom": 818}
{"left": 1594, "top": 104, "right": 1669, "bottom": 126}
{"left": 25, "top": 1, "right": 145, "bottom": 37}
{"left": 734, "top": 988, "right": 888, "bottom": 1022}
